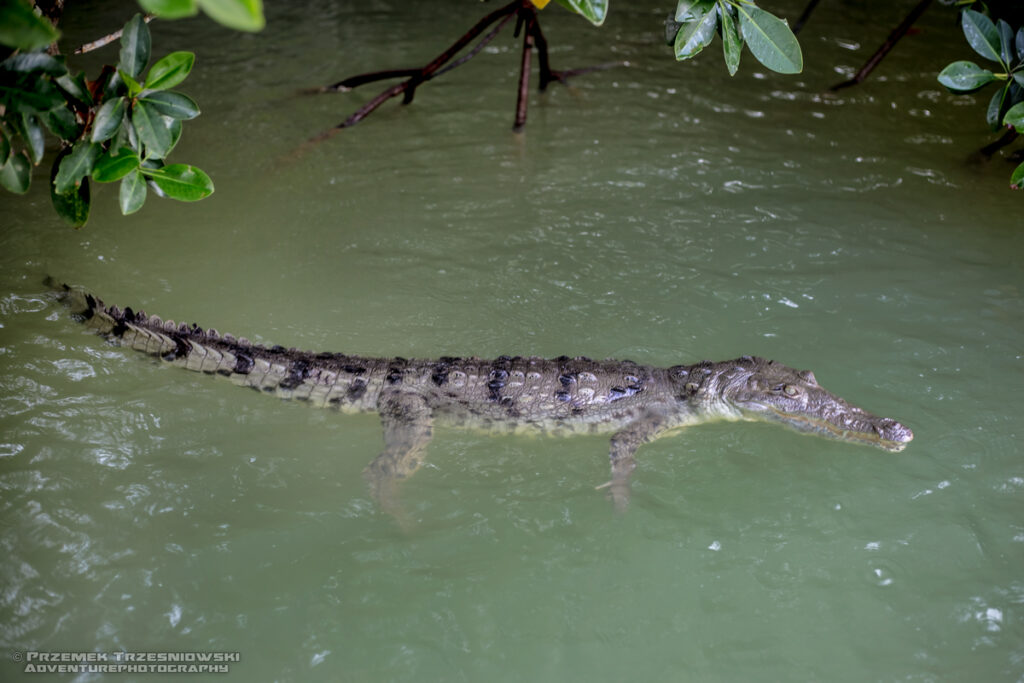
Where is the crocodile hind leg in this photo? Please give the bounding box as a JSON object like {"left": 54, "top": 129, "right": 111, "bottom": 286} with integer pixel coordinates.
{"left": 598, "top": 411, "right": 671, "bottom": 512}
{"left": 364, "top": 390, "right": 434, "bottom": 522}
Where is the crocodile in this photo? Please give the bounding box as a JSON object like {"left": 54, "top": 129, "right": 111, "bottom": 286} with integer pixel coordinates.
{"left": 52, "top": 283, "right": 913, "bottom": 512}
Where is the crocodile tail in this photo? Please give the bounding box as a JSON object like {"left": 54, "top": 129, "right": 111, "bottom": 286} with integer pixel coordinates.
{"left": 49, "top": 279, "right": 382, "bottom": 410}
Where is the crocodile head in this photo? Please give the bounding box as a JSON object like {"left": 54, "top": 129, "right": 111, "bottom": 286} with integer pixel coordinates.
{"left": 679, "top": 357, "right": 914, "bottom": 452}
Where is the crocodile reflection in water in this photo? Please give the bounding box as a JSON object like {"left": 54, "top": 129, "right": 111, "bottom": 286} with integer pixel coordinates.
{"left": 53, "top": 283, "right": 914, "bottom": 513}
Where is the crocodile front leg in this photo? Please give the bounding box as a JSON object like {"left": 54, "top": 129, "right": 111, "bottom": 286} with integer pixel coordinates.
{"left": 599, "top": 411, "right": 672, "bottom": 512}
{"left": 364, "top": 390, "right": 434, "bottom": 522}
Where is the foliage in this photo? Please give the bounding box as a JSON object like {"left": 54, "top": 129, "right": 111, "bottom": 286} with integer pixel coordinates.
{"left": 667, "top": 1, "right": 801, "bottom": 74}
{"left": 538, "top": 0, "right": 801, "bottom": 74}
{"left": 937, "top": 8, "right": 1024, "bottom": 189}
{"left": 0, "top": 0, "right": 263, "bottom": 228}
{"left": 138, "top": 0, "right": 264, "bottom": 32}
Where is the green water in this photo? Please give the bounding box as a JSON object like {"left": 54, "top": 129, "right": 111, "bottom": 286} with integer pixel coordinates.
{"left": 2, "top": 1, "right": 1023, "bottom": 681}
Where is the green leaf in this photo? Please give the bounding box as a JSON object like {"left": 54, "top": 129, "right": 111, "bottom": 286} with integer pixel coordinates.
{"left": 15, "top": 113, "right": 46, "bottom": 164}
{"left": 91, "top": 96, "right": 126, "bottom": 143}
{"left": 0, "top": 150, "right": 31, "bottom": 193}
{"left": 43, "top": 105, "right": 80, "bottom": 140}
{"left": 118, "top": 69, "right": 143, "bottom": 98}
{"left": 197, "top": 0, "right": 265, "bottom": 31}
{"left": 50, "top": 148, "right": 90, "bottom": 228}
{"left": 1015, "top": 72, "right": 1024, "bottom": 89}
{"left": 0, "top": 0, "right": 60, "bottom": 50}
{"left": 1011, "top": 160, "right": 1024, "bottom": 190}
{"left": 720, "top": 3, "right": 742, "bottom": 76}
{"left": 165, "top": 116, "right": 183, "bottom": 151}
{"left": 1017, "top": 26, "right": 1024, "bottom": 62}
{"left": 139, "top": 0, "right": 199, "bottom": 19}
{"left": 56, "top": 72, "right": 92, "bottom": 105}
{"left": 986, "top": 85, "right": 1007, "bottom": 130}
{"left": 1005, "top": 101, "right": 1024, "bottom": 131}
{"left": 938, "top": 60, "right": 996, "bottom": 92}
{"left": 552, "top": 0, "right": 608, "bottom": 26}
{"left": 54, "top": 141, "right": 100, "bottom": 193}
{"left": 0, "top": 129, "right": 9, "bottom": 166}
{"left": 141, "top": 163, "right": 214, "bottom": 201}
{"left": 674, "top": 1, "right": 717, "bottom": 60}
{"left": 961, "top": 9, "right": 1003, "bottom": 66}
{"left": 132, "top": 100, "right": 173, "bottom": 158}
{"left": 119, "top": 169, "right": 147, "bottom": 214}
{"left": 996, "top": 19, "right": 1014, "bottom": 66}
{"left": 140, "top": 90, "right": 200, "bottom": 119}
{"left": 102, "top": 68, "right": 127, "bottom": 100}
{"left": 92, "top": 147, "right": 140, "bottom": 183}
{"left": 143, "top": 51, "right": 195, "bottom": 91}
{"left": 675, "top": 0, "right": 703, "bottom": 22}
{"left": 1, "top": 52, "right": 67, "bottom": 76}
{"left": 736, "top": 5, "right": 802, "bottom": 74}
{"left": 0, "top": 74, "right": 65, "bottom": 113}
{"left": 119, "top": 14, "right": 151, "bottom": 79}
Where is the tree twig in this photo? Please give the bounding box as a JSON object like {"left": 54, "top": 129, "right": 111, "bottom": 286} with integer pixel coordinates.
{"left": 792, "top": 0, "right": 822, "bottom": 34}
{"left": 73, "top": 13, "right": 155, "bottom": 55}
{"left": 830, "top": 0, "right": 932, "bottom": 91}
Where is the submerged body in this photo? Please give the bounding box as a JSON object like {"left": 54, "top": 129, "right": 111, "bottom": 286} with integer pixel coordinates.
{"left": 53, "top": 284, "right": 914, "bottom": 511}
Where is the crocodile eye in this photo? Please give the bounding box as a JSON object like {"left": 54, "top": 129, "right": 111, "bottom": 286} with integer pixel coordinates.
{"left": 783, "top": 384, "right": 800, "bottom": 397}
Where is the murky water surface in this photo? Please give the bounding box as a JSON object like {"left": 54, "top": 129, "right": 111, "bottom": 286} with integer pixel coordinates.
{"left": 2, "top": 1, "right": 1023, "bottom": 680}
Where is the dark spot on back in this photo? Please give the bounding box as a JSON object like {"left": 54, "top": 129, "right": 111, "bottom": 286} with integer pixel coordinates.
{"left": 279, "top": 359, "right": 310, "bottom": 390}
{"left": 234, "top": 352, "right": 254, "bottom": 375}
{"left": 386, "top": 367, "right": 403, "bottom": 384}
{"left": 341, "top": 364, "right": 366, "bottom": 375}
{"left": 554, "top": 390, "right": 571, "bottom": 403}
{"left": 348, "top": 378, "right": 368, "bottom": 400}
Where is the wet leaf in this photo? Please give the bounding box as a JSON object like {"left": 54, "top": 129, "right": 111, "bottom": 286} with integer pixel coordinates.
{"left": 674, "top": 1, "right": 717, "bottom": 61}
{"left": 15, "top": 113, "right": 45, "bottom": 164}
{"left": 0, "top": 129, "right": 9, "bottom": 166}
{"left": 1005, "top": 101, "right": 1024, "bottom": 130}
{"left": 119, "top": 14, "right": 151, "bottom": 80}
{"left": 1, "top": 52, "right": 67, "bottom": 76}
{"left": 0, "top": 150, "right": 31, "bottom": 194}
{"left": 961, "top": 9, "right": 1003, "bottom": 65}
{"left": 720, "top": 4, "right": 742, "bottom": 76}
{"left": 43, "top": 104, "right": 80, "bottom": 140}
{"left": 140, "top": 90, "right": 200, "bottom": 119}
{"left": 118, "top": 69, "right": 143, "bottom": 98}
{"left": 92, "top": 148, "right": 140, "bottom": 183}
{"left": 197, "top": 0, "right": 265, "bottom": 31}
{"left": 674, "top": 0, "right": 703, "bottom": 22}
{"left": 54, "top": 140, "right": 100, "bottom": 193}
{"left": 50, "top": 148, "right": 90, "bottom": 228}
{"left": 1011, "top": 160, "right": 1024, "bottom": 189}
{"left": 139, "top": 0, "right": 199, "bottom": 19}
{"left": 91, "top": 96, "right": 126, "bottom": 143}
{"left": 553, "top": 0, "right": 608, "bottom": 26}
{"left": 142, "top": 163, "right": 214, "bottom": 201}
{"left": 996, "top": 19, "right": 1014, "bottom": 66}
{"left": 143, "top": 51, "right": 195, "bottom": 91}
{"left": 736, "top": 5, "right": 802, "bottom": 74}
{"left": 56, "top": 72, "right": 92, "bottom": 105}
{"left": 0, "top": 0, "right": 60, "bottom": 50}
{"left": 938, "top": 60, "right": 996, "bottom": 92}
{"left": 119, "top": 168, "right": 147, "bottom": 214}
{"left": 986, "top": 85, "right": 1005, "bottom": 130}
{"left": 132, "top": 100, "right": 173, "bottom": 158}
